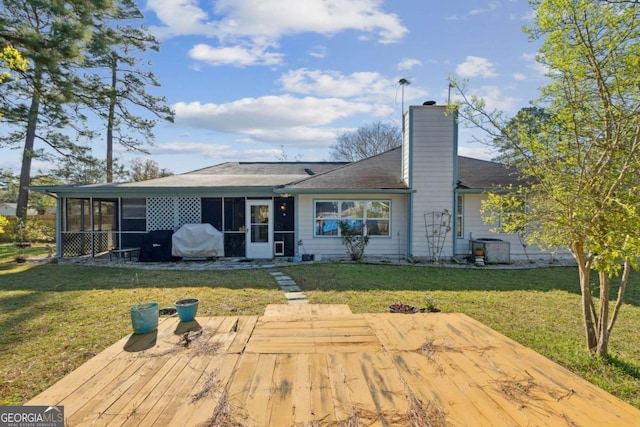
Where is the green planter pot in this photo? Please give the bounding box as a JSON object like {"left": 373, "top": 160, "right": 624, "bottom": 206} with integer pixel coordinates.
{"left": 175, "top": 298, "right": 200, "bottom": 322}
{"left": 130, "top": 302, "right": 159, "bottom": 334}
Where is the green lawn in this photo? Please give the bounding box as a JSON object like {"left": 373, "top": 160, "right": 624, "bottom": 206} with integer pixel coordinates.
{"left": 0, "top": 257, "right": 639, "bottom": 411}
{"left": 0, "top": 242, "right": 51, "bottom": 264}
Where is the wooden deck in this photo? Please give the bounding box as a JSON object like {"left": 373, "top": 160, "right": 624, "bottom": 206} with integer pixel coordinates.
{"left": 27, "top": 305, "right": 640, "bottom": 426}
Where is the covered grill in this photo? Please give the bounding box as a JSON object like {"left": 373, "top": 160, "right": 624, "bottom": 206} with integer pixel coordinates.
{"left": 171, "top": 223, "right": 225, "bottom": 258}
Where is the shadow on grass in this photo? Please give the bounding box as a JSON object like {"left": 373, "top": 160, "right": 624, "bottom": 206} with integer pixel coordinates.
{"left": 280, "top": 263, "right": 640, "bottom": 307}
{"left": 0, "top": 263, "right": 278, "bottom": 292}
{"left": 606, "top": 354, "right": 640, "bottom": 382}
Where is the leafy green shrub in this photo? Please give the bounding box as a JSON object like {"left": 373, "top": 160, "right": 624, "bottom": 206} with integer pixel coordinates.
{"left": 0, "top": 217, "right": 54, "bottom": 243}
{"left": 338, "top": 220, "right": 369, "bottom": 261}
{"left": 0, "top": 215, "right": 8, "bottom": 235}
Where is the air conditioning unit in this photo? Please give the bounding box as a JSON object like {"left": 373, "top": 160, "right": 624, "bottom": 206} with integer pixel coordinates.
{"left": 471, "top": 238, "right": 510, "bottom": 264}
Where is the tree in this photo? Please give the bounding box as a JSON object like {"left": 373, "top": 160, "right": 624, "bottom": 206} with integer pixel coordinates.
{"left": 0, "top": 0, "right": 110, "bottom": 221}
{"left": 50, "top": 155, "right": 128, "bottom": 185}
{"left": 0, "top": 45, "right": 27, "bottom": 119}
{"left": 129, "top": 158, "right": 172, "bottom": 182}
{"left": 329, "top": 121, "right": 401, "bottom": 162}
{"left": 0, "top": 169, "right": 58, "bottom": 214}
{"left": 491, "top": 107, "right": 553, "bottom": 164}
{"left": 79, "top": 0, "right": 174, "bottom": 183}
{"left": 450, "top": 0, "right": 640, "bottom": 356}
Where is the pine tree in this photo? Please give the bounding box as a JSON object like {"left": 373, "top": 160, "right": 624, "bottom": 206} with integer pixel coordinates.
{"left": 0, "top": 0, "right": 108, "bottom": 220}
{"left": 79, "top": 0, "right": 174, "bottom": 182}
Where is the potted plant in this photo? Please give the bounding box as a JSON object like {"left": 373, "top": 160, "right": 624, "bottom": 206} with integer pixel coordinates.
{"left": 130, "top": 302, "right": 159, "bottom": 334}
{"left": 474, "top": 247, "right": 484, "bottom": 257}
{"left": 175, "top": 298, "right": 200, "bottom": 322}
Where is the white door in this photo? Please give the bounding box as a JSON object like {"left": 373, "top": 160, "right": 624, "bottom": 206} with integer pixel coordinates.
{"left": 246, "top": 200, "right": 273, "bottom": 258}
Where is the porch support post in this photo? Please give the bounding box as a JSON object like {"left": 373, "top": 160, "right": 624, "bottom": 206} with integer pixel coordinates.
{"left": 90, "top": 197, "right": 95, "bottom": 257}
{"left": 55, "top": 196, "right": 63, "bottom": 258}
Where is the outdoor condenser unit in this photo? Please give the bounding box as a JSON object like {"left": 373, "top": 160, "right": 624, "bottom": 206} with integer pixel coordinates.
{"left": 471, "top": 238, "right": 510, "bottom": 264}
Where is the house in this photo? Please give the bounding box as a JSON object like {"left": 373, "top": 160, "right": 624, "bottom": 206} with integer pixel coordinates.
{"left": 0, "top": 202, "right": 38, "bottom": 216}
{"left": 33, "top": 104, "right": 561, "bottom": 261}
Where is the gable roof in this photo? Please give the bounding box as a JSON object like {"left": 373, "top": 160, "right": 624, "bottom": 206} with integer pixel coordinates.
{"left": 279, "top": 147, "right": 407, "bottom": 193}
{"left": 113, "top": 161, "right": 349, "bottom": 188}
{"left": 457, "top": 156, "right": 524, "bottom": 190}
{"left": 31, "top": 150, "right": 525, "bottom": 196}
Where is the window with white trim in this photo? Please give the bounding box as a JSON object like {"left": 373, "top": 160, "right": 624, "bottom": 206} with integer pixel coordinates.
{"left": 314, "top": 200, "right": 390, "bottom": 237}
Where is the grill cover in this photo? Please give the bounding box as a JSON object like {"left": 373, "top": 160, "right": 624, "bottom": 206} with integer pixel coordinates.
{"left": 171, "top": 224, "right": 225, "bottom": 258}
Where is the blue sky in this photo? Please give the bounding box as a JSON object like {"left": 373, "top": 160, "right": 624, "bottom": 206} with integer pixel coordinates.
{"left": 2, "top": 0, "right": 549, "bottom": 175}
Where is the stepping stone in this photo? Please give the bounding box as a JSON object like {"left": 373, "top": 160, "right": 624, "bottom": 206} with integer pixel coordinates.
{"left": 276, "top": 279, "right": 296, "bottom": 286}
{"left": 288, "top": 299, "right": 309, "bottom": 305}
{"left": 270, "top": 271, "right": 285, "bottom": 277}
{"left": 284, "top": 292, "right": 307, "bottom": 300}
{"left": 279, "top": 285, "right": 301, "bottom": 292}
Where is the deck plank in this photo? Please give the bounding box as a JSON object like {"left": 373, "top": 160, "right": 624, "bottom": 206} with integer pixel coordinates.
{"left": 263, "top": 303, "right": 352, "bottom": 317}
{"left": 25, "top": 311, "right": 640, "bottom": 426}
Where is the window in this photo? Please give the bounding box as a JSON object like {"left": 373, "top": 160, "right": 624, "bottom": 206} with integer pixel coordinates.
{"left": 314, "top": 200, "right": 390, "bottom": 237}
{"left": 121, "top": 198, "right": 146, "bottom": 231}
{"left": 456, "top": 194, "right": 464, "bottom": 238}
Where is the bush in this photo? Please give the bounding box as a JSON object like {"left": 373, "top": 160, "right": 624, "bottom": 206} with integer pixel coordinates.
{"left": 338, "top": 220, "right": 369, "bottom": 261}
{"left": 0, "top": 215, "right": 8, "bottom": 235}
{"left": 0, "top": 217, "right": 55, "bottom": 243}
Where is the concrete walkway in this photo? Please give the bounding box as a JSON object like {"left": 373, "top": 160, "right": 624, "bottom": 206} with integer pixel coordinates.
{"left": 269, "top": 271, "right": 308, "bottom": 305}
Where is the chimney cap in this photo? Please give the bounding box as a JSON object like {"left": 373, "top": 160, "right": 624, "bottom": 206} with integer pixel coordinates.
{"left": 423, "top": 100, "right": 436, "bottom": 106}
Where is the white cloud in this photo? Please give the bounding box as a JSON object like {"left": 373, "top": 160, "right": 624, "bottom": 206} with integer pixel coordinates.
{"left": 469, "top": 1, "right": 498, "bottom": 16}
{"left": 522, "top": 52, "right": 548, "bottom": 77}
{"left": 148, "top": 0, "right": 407, "bottom": 44}
{"left": 447, "top": 1, "right": 499, "bottom": 20}
{"left": 279, "top": 69, "right": 389, "bottom": 98}
{"left": 152, "top": 141, "right": 279, "bottom": 159}
{"left": 456, "top": 56, "right": 498, "bottom": 78}
{"left": 474, "top": 85, "right": 520, "bottom": 112}
{"left": 512, "top": 72, "right": 527, "bottom": 81}
{"left": 308, "top": 46, "right": 328, "bottom": 59}
{"left": 146, "top": 0, "right": 215, "bottom": 38}
{"left": 278, "top": 68, "right": 429, "bottom": 104}
{"left": 171, "top": 95, "right": 397, "bottom": 148}
{"left": 172, "top": 95, "right": 391, "bottom": 142}
{"left": 449, "top": 85, "right": 519, "bottom": 114}
{"left": 458, "top": 143, "right": 494, "bottom": 160}
{"left": 397, "top": 58, "right": 422, "bottom": 71}
{"left": 189, "top": 43, "right": 283, "bottom": 66}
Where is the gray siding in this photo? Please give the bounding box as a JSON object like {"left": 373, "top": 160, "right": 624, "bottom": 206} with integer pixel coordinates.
{"left": 407, "top": 106, "right": 456, "bottom": 258}
{"left": 456, "top": 193, "right": 572, "bottom": 261}
{"left": 296, "top": 193, "right": 408, "bottom": 259}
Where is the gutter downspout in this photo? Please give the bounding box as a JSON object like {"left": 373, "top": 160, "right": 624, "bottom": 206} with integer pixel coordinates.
{"left": 451, "top": 109, "right": 459, "bottom": 258}
{"left": 406, "top": 107, "right": 413, "bottom": 257}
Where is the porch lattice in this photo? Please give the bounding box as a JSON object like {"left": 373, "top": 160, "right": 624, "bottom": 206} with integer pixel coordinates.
{"left": 147, "top": 197, "right": 201, "bottom": 231}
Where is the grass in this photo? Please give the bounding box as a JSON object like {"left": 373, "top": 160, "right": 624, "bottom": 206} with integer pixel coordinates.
{"left": 0, "top": 259, "right": 285, "bottom": 405}
{"left": 0, "top": 242, "right": 51, "bottom": 264}
{"left": 0, "top": 251, "right": 639, "bottom": 411}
